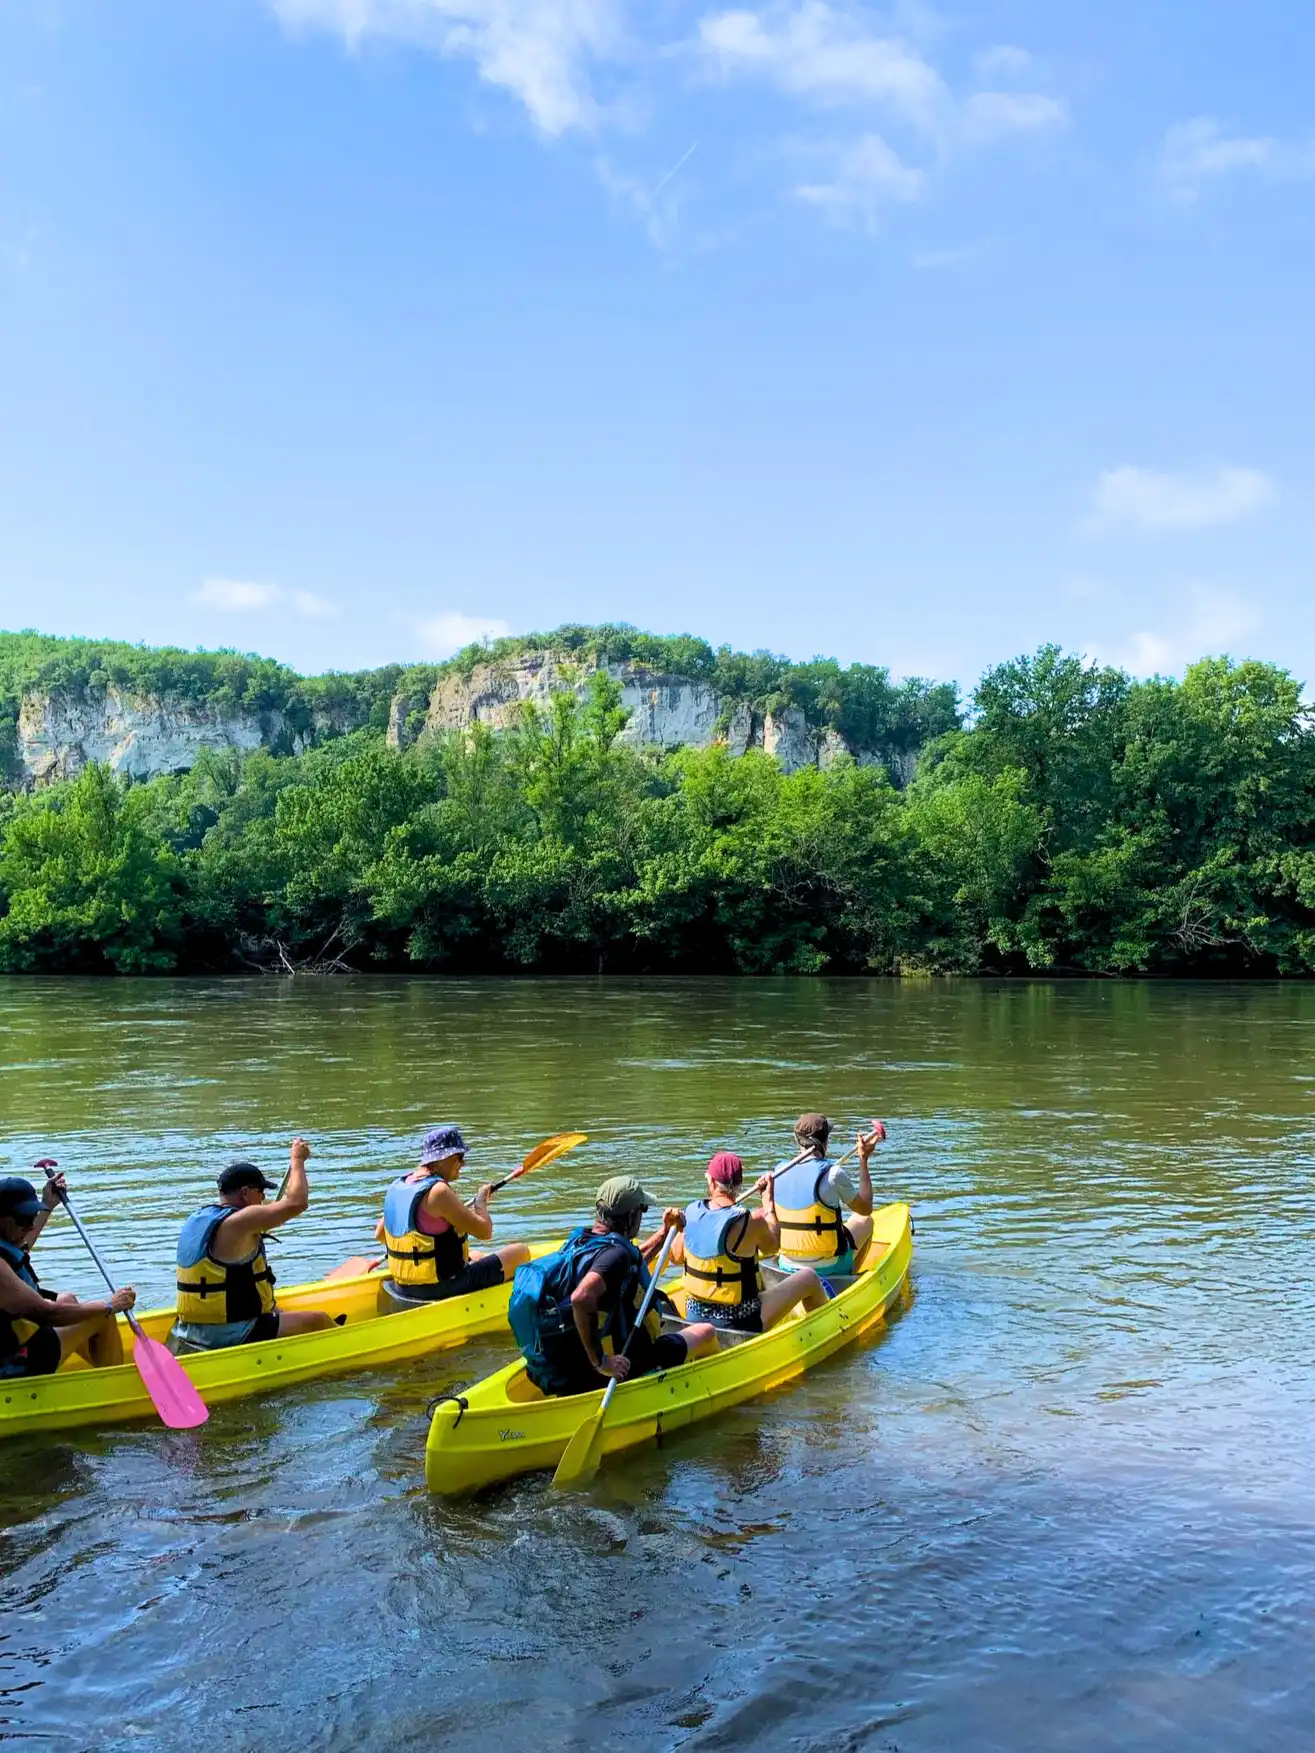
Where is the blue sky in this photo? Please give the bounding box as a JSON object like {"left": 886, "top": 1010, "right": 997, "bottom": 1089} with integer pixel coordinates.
{"left": 0, "top": 0, "right": 1312, "bottom": 697}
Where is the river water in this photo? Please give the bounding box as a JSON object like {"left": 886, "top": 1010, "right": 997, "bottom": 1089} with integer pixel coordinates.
{"left": 1, "top": 977, "right": 1313, "bottom": 1752}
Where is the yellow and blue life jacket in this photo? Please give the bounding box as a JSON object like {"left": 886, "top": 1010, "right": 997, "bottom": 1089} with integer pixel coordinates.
{"left": 382, "top": 1175, "right": 469, "bottom": 1288}
{"left": 681, "top": 1200, "right": 763, "bottom": 1309}
{"left": 773, "top": 1159, "right": 848, "bottom": 1264}
{"left": 175, "top": 1205, "right": 277, "bottom": 1326}
{"left": 0, "top": 1235, "right": 50, "bottom": 1365}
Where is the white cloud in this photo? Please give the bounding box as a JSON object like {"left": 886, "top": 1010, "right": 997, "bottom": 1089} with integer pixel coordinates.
{"left": 194, "top": 578, "right": 340, "bottom": 618}
{"left": 1158, "top": 116, "right": 1315, "bottom": 204}
{"left": 412, "top": 611, "right": 512, "bottom": 658}
{"left": 1091, "top": 588, "right": 1261, "bottom": 677}
{"left": 1086, "top": 465, "right": 1276, "bottom": 533}
{"left": 270, "top": 0, "right": 625, "bottom": 135}
{"left": 795, "top": 133, "right": 925, "bottom": 223}
{"left": 974, "top": 44, "right": 1034, "bottom": 81}
{"left": 696, "top": 3, "right": 948, "bottom": 133}
{"left": 959, "top": 90, "right": 1066, "bottom": 146}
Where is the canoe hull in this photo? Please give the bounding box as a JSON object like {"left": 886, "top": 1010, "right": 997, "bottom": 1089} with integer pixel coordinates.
{"left": 0, "top": 1244, "right": 556, "bottom": 1440}
{"left": 424, "top": 1202, "right": 913, "bottom": 1495}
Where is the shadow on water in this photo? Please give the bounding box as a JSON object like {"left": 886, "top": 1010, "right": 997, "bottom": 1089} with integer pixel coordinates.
{"left": 2, "top": 977, "right": 1315, "bottom": 1750}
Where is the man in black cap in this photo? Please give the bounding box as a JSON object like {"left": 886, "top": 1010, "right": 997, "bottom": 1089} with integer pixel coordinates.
{"left": 170, "top": 1137, "right": 335, "bottom": 1353}
{"left": 0, "top": 1172, "right": 137, "bottom": 1378}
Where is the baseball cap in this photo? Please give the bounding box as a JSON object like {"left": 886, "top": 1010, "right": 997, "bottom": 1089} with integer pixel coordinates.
{"left": 218, "top": 1161, "right": 274, "bottom": 1196}
{"left": 0, "top": 1176, "right": 42, "bottom": 1220}
{"left": 793, "top": 1112, "right": 831, "bottom": 1145}
{"left": 595, "top": 1174, "right": 651, "bottom": 1217}
{"left": 707, "top": 1152, "right": 745, "bottom": 1188}
{"left": 420, "top": 1126, "right": 467, "bottom": 1166}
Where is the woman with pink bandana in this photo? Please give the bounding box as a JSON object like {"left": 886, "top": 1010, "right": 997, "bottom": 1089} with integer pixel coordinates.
{"left": 669, "top": 1152, "right": 830, "bottom": 1334}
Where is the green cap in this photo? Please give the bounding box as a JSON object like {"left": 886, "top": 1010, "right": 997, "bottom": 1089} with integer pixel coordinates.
{"left": 595, "top": 1174, "right": 651, "bottom": 1217}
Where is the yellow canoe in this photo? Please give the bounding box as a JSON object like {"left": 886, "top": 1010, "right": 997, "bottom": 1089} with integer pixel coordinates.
{"left": 424, "top": 1202, "right": 913, "bottom": 1495}
{"left": 0, "top": 1244, "right": 557, "bottom": 1440}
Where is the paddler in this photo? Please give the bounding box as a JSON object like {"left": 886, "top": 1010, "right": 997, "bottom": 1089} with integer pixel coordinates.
{"left": 377, "top": 1126, "right": 531, "bottom": 1303}
{"left": 169, "top": 1138, "right": 335, "bottom": 1353}
{"left": 522, "top": 1175, "right": 718, "bottom": 1397}
{"left": 0, "top": 1172, "right": 135, "bottom": 1376}
{"left": 669, "top": 1151, "right": 830, "bottom": 1332}
{"left": 773, "top": 1113, "right": 885, "bottom": 1279}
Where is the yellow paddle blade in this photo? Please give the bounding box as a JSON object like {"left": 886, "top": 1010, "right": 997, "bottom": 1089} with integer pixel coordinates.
{"left": 521, "top": 1131, "right": 588, "bottom": 1174}
{"left": 551, "top": 1404, "right": 608, "bottom": 1491}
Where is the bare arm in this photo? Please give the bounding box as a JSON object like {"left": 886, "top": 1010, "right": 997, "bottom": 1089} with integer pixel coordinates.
{"left": 846, "top": 1122, "right": 885, "bottom": 1220}
{"left": 744, "top": 1178, "right": 781, "bottom": 1251}
{"left": 424, "top": 1179, "right": 493, "bottom": 1243}
{"left": 569, "top": 1268, "right": 615, "bottom": 1378}
{"left": 0, "top": 1257, "right": 133, "bottom": 1324}
{"left": 215, "top": 1138, "right": 313, "bottom": 1255}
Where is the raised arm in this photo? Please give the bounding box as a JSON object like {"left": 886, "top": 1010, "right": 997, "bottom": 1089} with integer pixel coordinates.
{"left": 218, "top": 1138, "right": 313, "bottom": 1249}
{"left": 846, "top": 1121, "right": 886, "bottom": 1219}
{"left": 743, "top": 1177, "right": 781, "bottom": 1252}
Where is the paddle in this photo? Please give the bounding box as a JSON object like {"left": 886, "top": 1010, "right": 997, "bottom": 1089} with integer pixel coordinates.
{"left": 35, "top": 1160, "right": 209, "bottom": 1431}
{"left": 733, "top": 1134, "right": 869, "bottom": 1205}
{"left": 326, "top": 1132, "right": 589, "bottom": 1279}
{"left": 551, "top": 1223, "right": 678, "bottom": 1493}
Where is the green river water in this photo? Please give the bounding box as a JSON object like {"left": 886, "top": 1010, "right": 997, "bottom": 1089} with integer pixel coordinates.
{"left": 1, "top": 976, "right": 1313, "bottom": 1752}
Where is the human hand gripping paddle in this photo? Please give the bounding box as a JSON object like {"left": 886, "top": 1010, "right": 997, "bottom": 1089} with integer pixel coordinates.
{"left": 732, "top": 1124, "right": 884, "bottom": 1206}
{"left": 551, "top": 1222, "right": 679, "bottom": 1493}
{"left": 35, "top": 1160, "right": 209, "bottom": 1431}
{"left": 323, "top": 1131, "right": 590, "bottom": 1281}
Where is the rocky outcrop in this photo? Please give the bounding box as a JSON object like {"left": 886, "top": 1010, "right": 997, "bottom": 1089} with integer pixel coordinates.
{"left": 16, "top": 690, "right": 280, "bottom": 786}
{"left": 5, "top": 651, "right": 916, "bottom": 789}
{"left": 419, "top": 655, "right": 868, "bottom": 775}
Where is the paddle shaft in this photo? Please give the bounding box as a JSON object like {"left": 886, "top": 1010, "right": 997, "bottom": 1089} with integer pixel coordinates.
{"left": 596, "top": 1223, "right": 678, "bottom": 1414}
{"left": 734, "top": 1139, "right": 863, "bottom": 1207}
{"left": 41, "top": 1169, "right": 144, "bottom": 1338}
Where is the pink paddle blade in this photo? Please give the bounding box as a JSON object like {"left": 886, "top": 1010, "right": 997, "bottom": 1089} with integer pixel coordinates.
{"left": 132, "top": 1332, "right": 210, "bottom": 1429}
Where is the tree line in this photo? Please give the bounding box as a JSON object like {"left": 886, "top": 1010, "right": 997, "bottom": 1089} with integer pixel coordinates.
{"left": 0, "top": 647, "right": 1309, "bottom": 977}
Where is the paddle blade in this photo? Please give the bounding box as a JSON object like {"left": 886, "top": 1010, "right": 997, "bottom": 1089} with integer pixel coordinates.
{"left": 521, "top": 1132, "right": 588, "bottom": 1175}
{"left": 324, "top": 1254, "right": 384, "bottom": 1281}
{"left": 132, "top": 1332, "right": 209, "bottom": 1430}
{"left": 551, "top": 1405, "right": 606, "bottom": 1492}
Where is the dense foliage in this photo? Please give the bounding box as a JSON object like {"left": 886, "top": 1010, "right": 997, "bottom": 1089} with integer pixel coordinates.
{"left": 0, "top": 647, "right": 1312, "bottom": 977}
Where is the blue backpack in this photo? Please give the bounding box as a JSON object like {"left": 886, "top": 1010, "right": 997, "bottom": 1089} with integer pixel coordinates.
{"left": 509, "top": 1227, "right": 639, "bottom": 1366}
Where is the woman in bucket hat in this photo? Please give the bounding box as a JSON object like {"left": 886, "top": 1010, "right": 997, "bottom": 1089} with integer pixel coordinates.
{"left": 378, "top": 1125, "right": 531, "bottom": 1304}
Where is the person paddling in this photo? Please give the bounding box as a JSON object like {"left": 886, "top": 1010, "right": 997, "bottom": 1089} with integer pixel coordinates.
{"left": 169, "top": 1139, "right": 335, "bottom": 1353}
{"left": 774, "top": 1113, "right": 885, "bottom": 1280}
{"left": 520, "top": 1176, "right": 718, "bottom": 1397}
{"left": 669, "top": 1151, "right": 831, "bottom": 1333}
{"left": 0, "top": 1173, "right": 135, "bottom": 1376}
{"left": 378, "top": 1126, "right": 531, "bottom": 1303}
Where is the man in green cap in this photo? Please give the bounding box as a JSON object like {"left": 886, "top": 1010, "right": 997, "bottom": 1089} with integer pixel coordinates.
{"left": 523, "top": 1174, "right": 718, "bottom": 1398}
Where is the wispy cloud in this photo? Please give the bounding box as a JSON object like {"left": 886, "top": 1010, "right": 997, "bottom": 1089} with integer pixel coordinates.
{"left": 1085, "top": 465, "right": 1276, "bottom": 533}
{"left": 1158, "top": 116, "right": 1315, "bottom": 205}
{"left": 974, "top": 45, "right": 1034, "bottom": 82}
{"left": 1089, "top": 588, "right": 1261, "bottom": 677}
{"left": 696, "top": 3, "right": 948, "bottom": 134}
{"left": 959, "top": 90, "right": 1066, "bottom": 146}
{"left": 270, "top": 0, "right": 625, "bottom": 136}
{"left": 412, "top": 610, "right": 512, "bottom": 658}
{"left": 195, "top": 578, "right": 339, "bottom": 618}
{"left": 795, "top": 132, "right": 925, "bottom": 224}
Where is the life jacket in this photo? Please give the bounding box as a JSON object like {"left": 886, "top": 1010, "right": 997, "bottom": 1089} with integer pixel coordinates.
{"left": 382, "top": 1175, "right": 469, "bottom": 1288}
{"left": 773, "top": 1158, "right": 848, "bottom": 1263}
{"left": 175, "top": 1205, "right": 277, "bottom": 1326}
{"left": 0, "top": 1235, "right": 49, "bottom": 1365}
{"left": 510, "top": 1226, "right": 659, "bottom": 1393}
{"left": 681, "top": 1200, "right": 763, "bottom": 1309}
